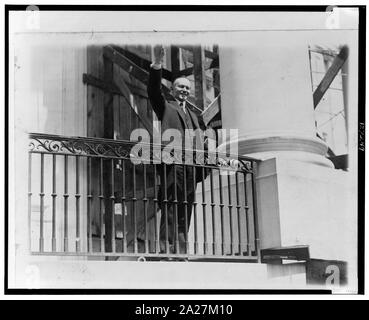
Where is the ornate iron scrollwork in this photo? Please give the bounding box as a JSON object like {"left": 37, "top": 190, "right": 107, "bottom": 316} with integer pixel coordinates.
{"left": 29, "top": 133, "right": 132, "bottom": 159}
{"left": 28, "top": 133, "right": 257, "bottom": 173}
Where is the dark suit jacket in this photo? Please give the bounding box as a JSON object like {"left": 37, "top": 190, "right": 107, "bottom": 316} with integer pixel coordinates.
{"left": 147, "top": 67, "right": 208, "bottom": 199}
{"left": 147, "top": 67, "right": 205, "bottom": 136}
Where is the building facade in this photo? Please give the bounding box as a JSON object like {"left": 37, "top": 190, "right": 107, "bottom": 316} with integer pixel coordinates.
{"left": 9, "top": 9, "right": 359, "bottom": 291}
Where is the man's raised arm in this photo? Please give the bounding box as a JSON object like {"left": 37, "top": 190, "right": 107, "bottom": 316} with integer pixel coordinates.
{"left": 147, "top": 45, "right": 166, "bottom": 120}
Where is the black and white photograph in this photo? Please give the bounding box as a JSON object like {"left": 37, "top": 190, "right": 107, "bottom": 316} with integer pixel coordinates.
{"left": 5, "top": 5, "right": 364, "bottom": 296}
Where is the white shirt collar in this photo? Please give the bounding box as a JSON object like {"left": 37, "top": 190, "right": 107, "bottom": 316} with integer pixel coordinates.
{"left": 175, "top": 99, "right": 186, "bottom": 113}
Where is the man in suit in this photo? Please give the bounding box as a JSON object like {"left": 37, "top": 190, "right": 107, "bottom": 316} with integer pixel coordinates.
{"left": 147, "top": 45, "right": 208, "bottom": 254}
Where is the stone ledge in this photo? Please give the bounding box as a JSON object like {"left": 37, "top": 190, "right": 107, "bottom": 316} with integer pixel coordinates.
{"left": 12, "top": 258, "right": 308, "bottom": 289}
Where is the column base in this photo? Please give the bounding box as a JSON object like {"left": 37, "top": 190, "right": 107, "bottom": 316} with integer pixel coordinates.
{"left": 218, "top": 134, "right": 334, "bottom": 168}
{"left": 255, "top": 156, "right": 356, "bottom": 265}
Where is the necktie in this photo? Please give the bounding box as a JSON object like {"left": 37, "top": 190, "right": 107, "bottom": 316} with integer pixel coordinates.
{"left": 180, "top": 102, "right": 186, "bottom": 114}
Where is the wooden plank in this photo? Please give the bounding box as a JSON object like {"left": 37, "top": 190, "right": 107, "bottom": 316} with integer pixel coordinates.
{"left": 177, "top": 45, "right": 193, "bottom": 52}
{"left": 83, "top": 73, "right": 121, "bottom": 96}
{"left": 86, "top": 48, "right": 106, "bottom": 140}
{"left": 113, "top": 95, "right": 120, "bottom": 140}
{"left": 112, "top": 67, "right": 133, "bottom": 100}
{"left": 261, "top": 245, "right": 310, "bottom": 263}
{"left": 103, "top": 45, "right": 149, "bottom": 84}
{"left": 113, "top": 90, "right": 123, "bottom": 242}
{"left": 138, "top": 98, "right": 153, "bottom": 133}
{"left": 105, "top": 45, "right": 172, "bottom": 100}
{"left": 112, "top": 50, "right": 157, "bottom": 230}
{"left": 178, "top": 45, "right": 218, "bottom": 60}
{"left": 117, "top": 63, "right": 129, "bottom": 141}
{"left": 112, "top": 45, "right": 173, "bottom": 82}
{"left": 103, "top": 54, "right": 114, "bottom": 253}
{"left": 123, "top": 47, "right": 155, "bottom": 136}
{"left": 115, "top": 74, "right": 153, "bottom": 136}
{"left": 193, "top": 45, "right": 206, "bottom": 110}
{"left": 86, "top": 46, "right": 105, "bottom": 237}
{"left": 119, "top": 94, "right": 130, "bottom": 140}
{"left": 86, "top": 45, "right": 105, "bottom": 79}
{"left": 209, "top": 56, "right": 219, "bottom": 69}
{"left": 177, "top": 66, "right": 194, "bottom": 77}
{"left": 84, "top": 72, "right": 150, "bottom": 101}
{"left": 205, "top": 49, "right": 218, "bottom": 60}
{"left": 212, "top": 45, "right": 220, "bottom": 97}
{"left": 313, "top": 45, "right": 349, "bottom": 108}
{"left": 201, "top": 95, "right": 220, "bottom": 126}
{"left": 341, "top": 60, "right": 349, "bottom": 140}
{"left": 211, "top": 44, "right": 221, "bottom": 132}
{"left": 118, "top": 44, "right": 151, "bottom": 70}
{"left": 179, "top": 46, "right": 194, "bottom": 66}
{"left": 171, "top": 45, "right": 180, "bottom": 80}
{"left": 126, "top": 82, "right": 148, "bottom": 98}
{"left": 120, "top": 44, "right": 151, "bottom": 61}
{"left": 186, "top": 99, "right": 203, "bottom": 114}
{"left": 103, "top": 60, "right": 114, "bottom": 140}
{"left": 83, "top": 63, "right": 151, "bottom": 137}
{"left": 75, "top": 47, "right": 88, "bottom": 251}
{"left": 130, "top": 95, "right": 138, "bottom": 136}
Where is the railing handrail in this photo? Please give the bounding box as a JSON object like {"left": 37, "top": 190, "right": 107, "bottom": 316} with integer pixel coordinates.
{"left": 29, "top": 132, "right": 260, "bottom": 175}
{"left": 29, "top": 132, "right": 260, "bottom": 162}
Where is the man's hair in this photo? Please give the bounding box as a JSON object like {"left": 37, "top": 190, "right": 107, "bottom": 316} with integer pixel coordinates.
{"left": 173, "top": 76, "right": 190, "bottom": 85}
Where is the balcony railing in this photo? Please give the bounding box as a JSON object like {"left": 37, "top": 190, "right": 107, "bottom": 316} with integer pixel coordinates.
{"left": 28, "top": 133, "right": 260, "bottom": 262}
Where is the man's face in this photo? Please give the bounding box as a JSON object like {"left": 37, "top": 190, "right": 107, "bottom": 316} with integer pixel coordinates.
{"left": 172, "top": 77, "right": 191, "bottom": 102}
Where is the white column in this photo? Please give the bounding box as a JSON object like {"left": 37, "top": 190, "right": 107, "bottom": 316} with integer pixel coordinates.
{"left": 219, "top": 45, "right": 332, "bottom": 168}
{"left": 215, "top": 44, "right": 356, "bottom": 267}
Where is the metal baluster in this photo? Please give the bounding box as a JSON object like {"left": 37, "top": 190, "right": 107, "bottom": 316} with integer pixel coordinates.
{"left": 110, "top": 158, "right": 116, "bottom": 253}
{"left": 143, "top": 164, "right": 149, "bottom": 253}
{"left": 99, "top": 158, "right": 104, "bottom": 253}
{"left": 218, "top": 167, "right": 225, "bottom": 255}
{"left": 227, "top": 170, "right": 233, "bottom": 255}
{"left": 163, "top": 164, "right": 169, "bottom": 254}
{"left": 243, "top": 171, "right": 251, "bottom": 256}
{"left": 251, "top": 162, "right": 261, "bottom": 260}
{"left": 235, "top": 171, "right": 242, "bottom": 255}
{"left": 192, "top": 166, "right": 198, "bottom": 254}
{"left": 173, "top": 165, "right": 179, "bottom": 254}
{"left": 153, "top": 164, "right": 159, "bottom": 253}
{"left": 28, "top": 153, "right": 32, "bottom": 253}
{"left": 39, "top": 153, "right": 45, "bottom": 252}
{"left": 87, "top": 157, "right": 93, "bottom": 253}
{"left": 51, "top": 154, "right": 57, "bottom": 252}
{"left": 63, "top": 155, "right": 69, "bottom": 252}
{"left": 121, "top": 160, "right": 127, "bottom": 253}
{"left": 75, "top": 156, "right": 81, "bottom": 252}
{"left": 133, "top": 164, "right": 138, "bottom": 253}
{"left": 183, "top": 164, "right": 188, "bottom": 254}
{"left": 201, "top": 166, "right": 207, "bottom": 255}
{"left": 209, "top": 168, "right": 216, "bottom": 255}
